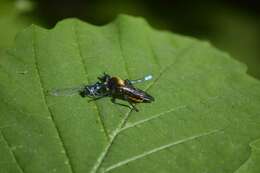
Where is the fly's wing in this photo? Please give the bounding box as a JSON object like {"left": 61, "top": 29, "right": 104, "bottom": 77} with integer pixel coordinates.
{"left": 128, "top": 75, "right": 153, "bottom": 84}
{"left": 48, "top": 85, "right": 85, "bottom": 96}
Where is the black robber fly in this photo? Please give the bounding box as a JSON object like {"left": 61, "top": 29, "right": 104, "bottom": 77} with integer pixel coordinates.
{"left": 49, "top": 73, "right": 154, "bottom": 111}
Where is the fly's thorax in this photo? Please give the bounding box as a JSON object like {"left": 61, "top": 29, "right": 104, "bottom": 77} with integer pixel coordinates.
{"left": 108, "top": 77, "right": 125, "bottom": 89}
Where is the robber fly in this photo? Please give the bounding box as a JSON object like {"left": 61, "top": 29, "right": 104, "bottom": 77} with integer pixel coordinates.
{"left": 49, "top": 73, "right": 154, "bottom": 111}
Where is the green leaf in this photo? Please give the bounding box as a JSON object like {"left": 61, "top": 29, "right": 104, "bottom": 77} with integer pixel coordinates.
{"left": 235, "top": 139, "right": 260, "bottom": 173}
{"left": 1, "top": 14, "right": 260, "bottom": 173}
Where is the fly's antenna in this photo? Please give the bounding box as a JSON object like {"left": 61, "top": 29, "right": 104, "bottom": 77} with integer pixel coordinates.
{"left": 130, "top": 75, "right": 153, "bottom": 84}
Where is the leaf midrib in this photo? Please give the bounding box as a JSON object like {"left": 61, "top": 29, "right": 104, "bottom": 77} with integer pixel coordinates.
{"left": 90, "top": 23, "right": 196, "bottom": 172}
{"left": 73, "top": 21, "right": 110, "bottom": 141}
{"left": 88, "top": 18, "right": 134, "bottom": 173}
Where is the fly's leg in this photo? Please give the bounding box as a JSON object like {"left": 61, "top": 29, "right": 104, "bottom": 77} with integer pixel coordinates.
{"left": 111, "top": 97, "right": 139, "bottom": 112}
{"left": 111, "top": 98, "right": 134, "bottom": 110}
{"left": 123, "top": 95, "right": 139, "bottom": 112}
{"left": 128, "top": 101, "right": 139, "bottom": 112}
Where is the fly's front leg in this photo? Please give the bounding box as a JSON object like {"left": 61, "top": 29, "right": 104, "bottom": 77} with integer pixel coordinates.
{"left": 88, "top": 93, "right": 109, "bottom": 102}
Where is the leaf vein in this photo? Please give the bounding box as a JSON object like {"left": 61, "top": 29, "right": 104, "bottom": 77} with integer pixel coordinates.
{"left": 0, "top": 130, "right": 25, "bottom": 173}
{"left": 120, "top": 105, "right": 187, "bottom": 132}
{"left": 90, "top": 36, "right": 196, "bottom": 173}
{"left": 120, "top": 95, "right": 223, "bottom": 133}
{"left": 89, "top": 19, "right": 135, "bottom": 173}
{"left": 147, "top": 29, "right": 161, "bottom": 69}
{"left": 32, "top": 27, "right": 75, "bottom": 173}
{"left": 73, "top": 21, "right": 110, "bottom": 141}
{"left": 116, "top": 21, "right": 131, "bottom": 78}
{"left": 144, "top": 44, "right": 195, "bottom": 92}
{"left": 104, "top": 128, "right": 223, "bottom": 172}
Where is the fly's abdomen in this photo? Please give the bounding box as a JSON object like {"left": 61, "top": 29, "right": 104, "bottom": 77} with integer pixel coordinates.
{"left": 122, "top": 86, "right": 154, "bottom": 103}
{"left": 127, "top": 95, "right": 144, "bottom": 103}
{"left": 142, "top": 93, "right": 154, "bottom": 103}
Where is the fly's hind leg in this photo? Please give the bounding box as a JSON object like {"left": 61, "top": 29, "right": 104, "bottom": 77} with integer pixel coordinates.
{"left": 111, "top": 97, "right": 139, "bottom": 112}
{"left": 124, "top": 96, "right": 139, "bottom": 112}
{"left": 128, "top": 101, "right": 139, "bottom": 112}
{"left": 111, "top": 97, "right": 135, "bottom": 111}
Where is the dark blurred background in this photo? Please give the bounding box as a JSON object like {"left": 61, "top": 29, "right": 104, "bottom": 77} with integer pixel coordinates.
{"left": 1, "top": 0, "right": 260, "bottom": 78}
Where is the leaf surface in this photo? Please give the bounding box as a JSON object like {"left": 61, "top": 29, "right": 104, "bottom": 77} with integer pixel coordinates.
{"left": 1, "top": 15, "right": 260, "bottom": 173}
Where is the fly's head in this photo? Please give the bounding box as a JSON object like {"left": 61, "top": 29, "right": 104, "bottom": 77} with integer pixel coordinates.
{"left": 98, "top": 73, "right": 111, "bottom": 84}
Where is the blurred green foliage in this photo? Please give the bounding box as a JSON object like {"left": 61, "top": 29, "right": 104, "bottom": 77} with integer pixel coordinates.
{"left": 0, "top": 0, "right": 35, "bottom": 51}
{"left": 0, "top": 0, "right": 260, "bottom": 78}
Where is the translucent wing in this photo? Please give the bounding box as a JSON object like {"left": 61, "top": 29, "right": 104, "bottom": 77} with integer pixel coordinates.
{"left": 48, "top": 85, "right": 85, "bottom": 96}
{"left": 129, "top": 75, "right": 153, "bottom": 84}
